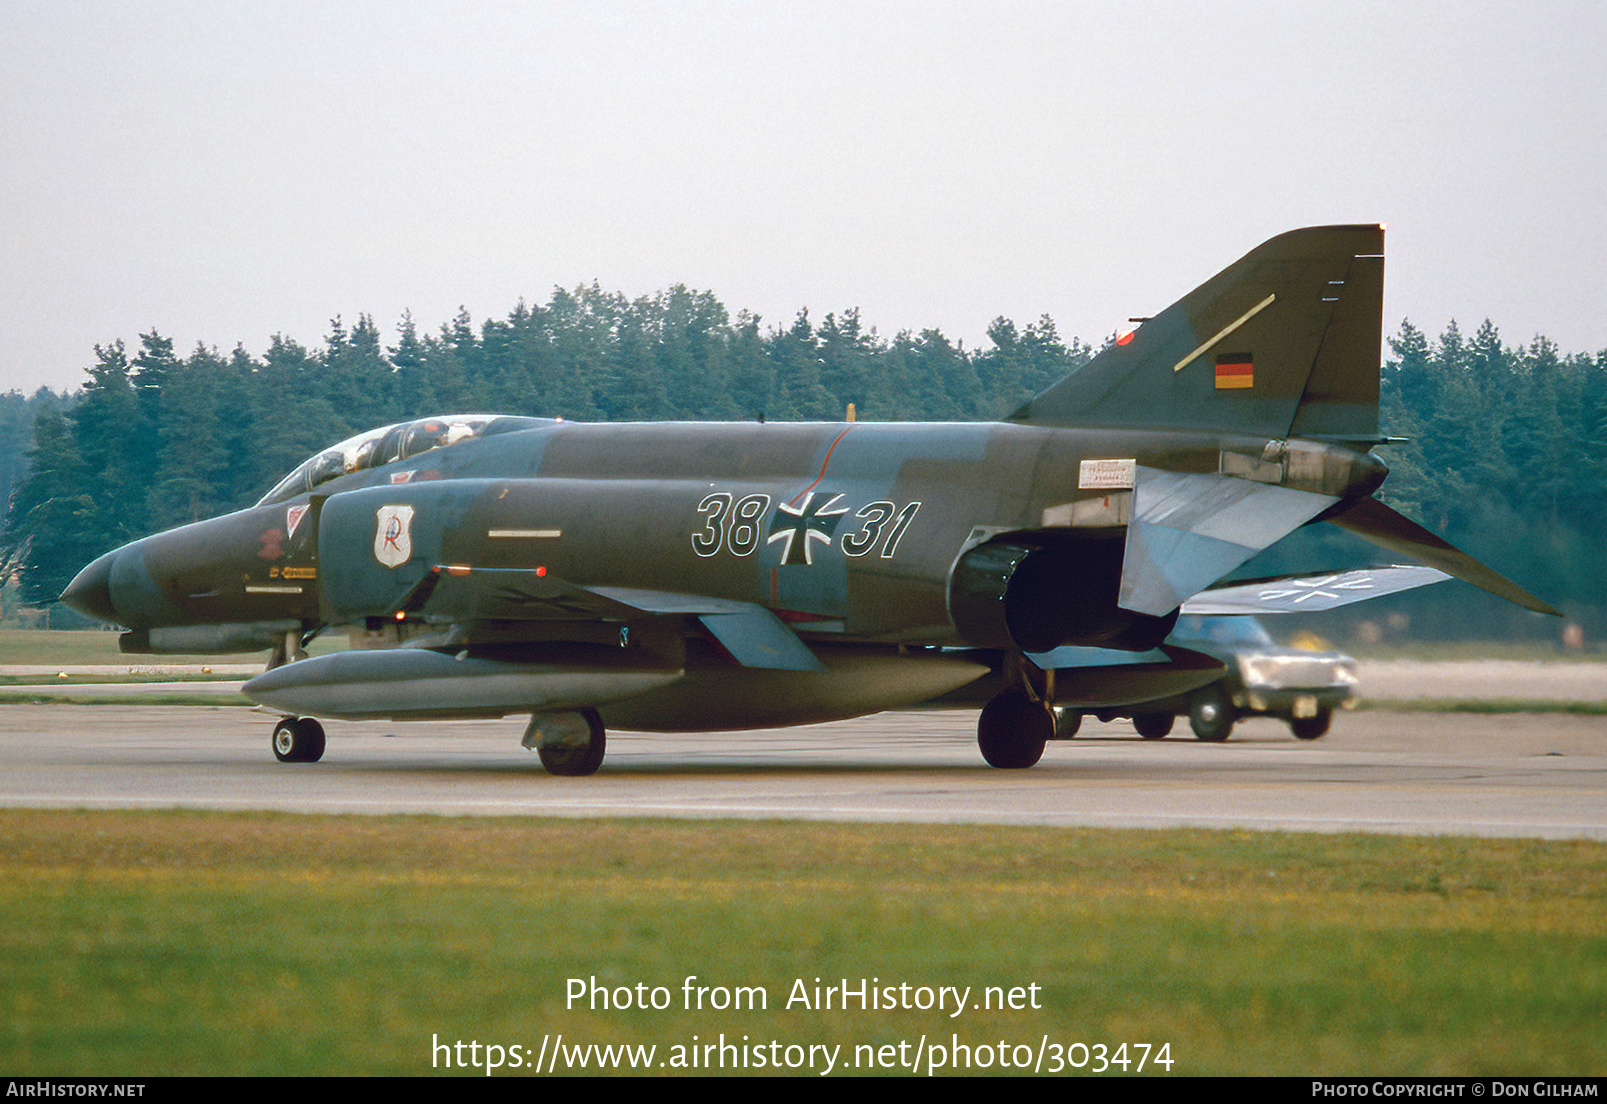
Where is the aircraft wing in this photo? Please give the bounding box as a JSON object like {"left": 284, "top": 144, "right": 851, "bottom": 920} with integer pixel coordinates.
{"left": 245, "top": 564, "right": 831, "bottom": 719}
{"left": 395, "top": 564, "right": 825, "bottom": 671}
{"left": 1181, "top": 565, "right": 1451, "bottom": 614}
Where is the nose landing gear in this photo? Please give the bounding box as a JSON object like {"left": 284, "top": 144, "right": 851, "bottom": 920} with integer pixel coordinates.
{"left": 272, "top": 717, "right": 326, "bottom": 763}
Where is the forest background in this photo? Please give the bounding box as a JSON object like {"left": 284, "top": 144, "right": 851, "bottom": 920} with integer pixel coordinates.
{"left": 1, "top": 284, "right": 1601, "bottom": 643}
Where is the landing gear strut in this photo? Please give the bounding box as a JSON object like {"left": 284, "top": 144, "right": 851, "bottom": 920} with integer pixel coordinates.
{"left": 524, "top": 709, "right": 607, "bottom": 776}
{"left": 267, "top": 629, "right": 310, "bottom": 671}
{"left": 272, "top": 717, "right": 326, "bottom": 763}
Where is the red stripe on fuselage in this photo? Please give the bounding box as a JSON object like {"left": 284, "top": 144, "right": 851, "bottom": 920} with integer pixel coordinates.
{"left": 787, "top": 424, "right": 855, "bottom": 506}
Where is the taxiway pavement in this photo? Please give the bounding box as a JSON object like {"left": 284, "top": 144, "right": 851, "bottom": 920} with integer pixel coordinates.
{"left": 1, "top": 704, "right": 1601, "bottom": 839}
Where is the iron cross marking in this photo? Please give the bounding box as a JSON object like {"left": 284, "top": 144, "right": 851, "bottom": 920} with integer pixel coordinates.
{"left": 767, "top": 491, "right": 850, "bottom": 566}
{"left": 1258, "top": 571, "right": 1378, "bottom": 605}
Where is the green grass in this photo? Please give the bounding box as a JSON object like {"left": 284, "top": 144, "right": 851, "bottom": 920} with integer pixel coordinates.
{"left": 0, "top": 691, "right": 252, "bottom": 706}
{"left": 0, "top": 629, "right": 342, "bottom": 667}
{"left": 0, "top": 629, "right": 151, "bottom": 665}
{"left": 0, "top": 674, "right": 246, "bottom": 685}
{"left": 1, "top": 810, "right": 1601, "bottom": 1076}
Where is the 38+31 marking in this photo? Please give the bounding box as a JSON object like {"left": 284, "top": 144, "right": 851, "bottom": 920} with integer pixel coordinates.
{"left": 691, "top": 492, "right": 921, "bottom": 561}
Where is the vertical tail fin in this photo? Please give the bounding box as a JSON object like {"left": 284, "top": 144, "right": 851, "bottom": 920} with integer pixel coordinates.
{"left": 1010, "top": 225, "right": 1385, "bottom": 442}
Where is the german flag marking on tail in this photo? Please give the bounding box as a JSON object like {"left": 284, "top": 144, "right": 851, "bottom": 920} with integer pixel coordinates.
{"left": 1215, "top": 353, "right": 1253, "bottom": 389}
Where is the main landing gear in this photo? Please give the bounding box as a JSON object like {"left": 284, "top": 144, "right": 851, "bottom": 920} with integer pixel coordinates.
{"left": 1188, "top": 685, "right": 1235, "bottom": 742}
{"left": 523, "top": 709, "right": 607, "bottom": 776}
{"left": 977, "top": 689, "right": 1053, "bottom": 768}
{"left": 272, "top": 716, "right": 326, "bottom": 763}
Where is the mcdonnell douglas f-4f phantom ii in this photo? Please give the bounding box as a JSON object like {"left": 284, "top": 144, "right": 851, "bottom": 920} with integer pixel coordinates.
{"left": 61, "top": 225, "right": 1557, "bottom": 774}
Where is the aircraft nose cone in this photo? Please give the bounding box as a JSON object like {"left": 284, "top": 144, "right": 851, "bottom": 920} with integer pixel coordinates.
{"left": 60, "top": 551, "right": 121, "bottom": 625}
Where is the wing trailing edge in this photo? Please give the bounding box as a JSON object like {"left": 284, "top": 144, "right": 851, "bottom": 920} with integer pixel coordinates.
{"left": 1329, "top": 497, "right": 1561, "bottom": 616}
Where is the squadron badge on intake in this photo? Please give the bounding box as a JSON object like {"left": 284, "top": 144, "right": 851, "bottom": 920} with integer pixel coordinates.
{"left": 374, "top": 504, "right": 415, "bottom": 568}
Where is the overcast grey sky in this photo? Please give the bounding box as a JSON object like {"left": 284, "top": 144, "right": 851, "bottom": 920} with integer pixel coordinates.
{"left": 3, "top": 0, "right": 1603, "bottom": 395}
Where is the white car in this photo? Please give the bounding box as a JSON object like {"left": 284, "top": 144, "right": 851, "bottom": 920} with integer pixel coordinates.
{"left": 1064, "top": 616, "right": 1359, "bottom": 741}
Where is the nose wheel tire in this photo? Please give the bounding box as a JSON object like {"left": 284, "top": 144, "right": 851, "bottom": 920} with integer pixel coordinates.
{"left": 273, "top": 717, "right": 326, "bottom": 763}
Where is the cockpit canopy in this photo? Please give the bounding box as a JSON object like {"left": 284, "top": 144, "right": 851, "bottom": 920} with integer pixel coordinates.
{"left": 257, "top": 414, "right": 554, "bottom": 506}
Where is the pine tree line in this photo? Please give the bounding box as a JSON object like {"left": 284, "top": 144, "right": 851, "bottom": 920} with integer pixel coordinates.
{"left": 2, "top": 285, "right": 1087, "bottom": 605}
{"left": 1371, "top": 319, "right": 1607, "bottom": 639}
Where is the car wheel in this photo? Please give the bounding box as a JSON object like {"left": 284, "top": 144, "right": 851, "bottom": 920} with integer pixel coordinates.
{"left": 1290, "top": 709, "right": 1332, "bottom": 740}
{"left": 1133, "top": 712, "right": 1174, "bottom": 739}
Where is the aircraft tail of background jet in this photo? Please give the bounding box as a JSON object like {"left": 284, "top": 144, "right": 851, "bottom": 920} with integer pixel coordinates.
{"left": 1010, "top": 224, "right": 1385, "bottom": 443}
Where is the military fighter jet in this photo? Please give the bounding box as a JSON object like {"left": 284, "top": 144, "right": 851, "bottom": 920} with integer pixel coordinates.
{"left": 60, "top": 225, "right": 1556, "bottom": 774}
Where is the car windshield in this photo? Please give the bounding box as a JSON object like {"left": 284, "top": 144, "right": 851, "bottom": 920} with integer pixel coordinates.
{"left": 1171, "top": 615, "right": 1276, "bottom": 648}
{"left": 257, "top": 414, "right": 552, "bottom": 506}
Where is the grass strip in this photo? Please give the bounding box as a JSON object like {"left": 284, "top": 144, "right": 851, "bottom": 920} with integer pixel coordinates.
{"left": 0, "top": 674, "right": 247, "bottom": 686}
{"left": 0, "top": 629, "right": 340, "bottom": 667}
{"left": 0, "top": 809, "right": 1601, "bottom": 1077}
{"left": 0, "top": 692, "right": 252, "bottom": 707}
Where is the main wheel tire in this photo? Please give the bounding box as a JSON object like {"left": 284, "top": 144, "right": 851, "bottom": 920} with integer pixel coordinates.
{"left": 535, "top": 709, "right": 607, "bottom": 776}
{"left": 1133, "top": 712, "right": 1174, "bottom": 739}
{"left": 977, "top": 690, "right": 1052, "bottom": 769}
{"left": 1290, "top": 709, "right": 1332, "bottom": 740}
{"left": 1052, "top": 707, "right": 1083, "bottom": 739}
{"left": 272, "top": 717, "right": 326, "bottom": 763}
{"left": 1189, "top": 686, "right": 1235, "bottom": 742}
